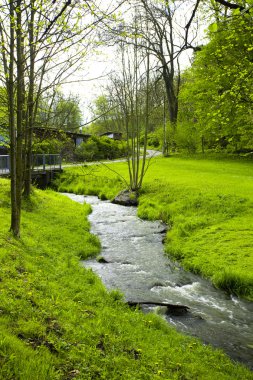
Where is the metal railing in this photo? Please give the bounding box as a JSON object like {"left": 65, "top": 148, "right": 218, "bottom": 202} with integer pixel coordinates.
{"left": 0, "top": 154, "right": 61, "bottom": 175}
{"left": 0, "top": 155, "right": 10, "bottom": 174}
{"left": 32, "top": 154, "right": 62, "bottom": 171}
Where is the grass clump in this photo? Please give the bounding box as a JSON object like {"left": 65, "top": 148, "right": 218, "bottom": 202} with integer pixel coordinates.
{"left": 54, "top": 168, "right": 124, "bottom": 200}
{"left": 213, "top": 270, "right": 253, "bottom": 297}
{"left": 55, "top": 156, "right": 253, "bottom": 300}
{"left": 0, "top": 178, "right": 252, "bottom": 379}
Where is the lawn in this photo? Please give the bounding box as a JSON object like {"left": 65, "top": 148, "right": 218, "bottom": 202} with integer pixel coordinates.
{"left": 0, "top": 177, "right": 252, "bottom": 379}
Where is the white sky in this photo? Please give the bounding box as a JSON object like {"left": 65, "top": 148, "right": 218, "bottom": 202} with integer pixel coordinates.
{"left": 61, "top": 47, "right": 195, "bottom": 127}
{"left": 61, "top": 0, "right": 208, "bottom": 126}
{"left": 62, "top": 48, "right": 118, "bottom": 125}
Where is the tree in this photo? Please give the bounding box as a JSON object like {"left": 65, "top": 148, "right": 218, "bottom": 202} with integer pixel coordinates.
{"left": 106, "top": 15, "right": 152, "bottom": 192}
{"left": 106, "top": 0, "right": 202, "bottom": 154}
{"left": 87, "top": 95, "right": 124, "bottom": 135}
{"left": 179, "top": 5, "right": 253, "bottom": 152}
{"left": 36, "top": 92, "right": 83, "bottom": 132}
{"left": 138, "top": 0, "right": 180, "bottom": 130}
{"left": 0, "top": 0, "right": 106, "bottom": 236}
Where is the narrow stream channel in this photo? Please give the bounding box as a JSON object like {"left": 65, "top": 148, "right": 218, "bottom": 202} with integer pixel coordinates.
{"left": 64, "top": 193, "right": 253, "bottom": 369}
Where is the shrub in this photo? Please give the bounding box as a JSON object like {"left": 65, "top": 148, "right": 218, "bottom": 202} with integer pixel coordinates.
{"left": 74, "top": 136, "right": 127, "bottom": 161}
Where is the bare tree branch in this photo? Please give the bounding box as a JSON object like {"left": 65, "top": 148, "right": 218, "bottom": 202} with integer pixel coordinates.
{"left": 214, "top": 0, "right": 245, "bottom": 11}
{"left": 185, "top": 0, "right": 201, "bottom": 48}
{"left": 40, "top": 0, "right": 72, "bottom": 41}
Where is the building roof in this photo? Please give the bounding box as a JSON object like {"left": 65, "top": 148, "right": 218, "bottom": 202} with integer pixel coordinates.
{"left": 100, "top": 131, "right": 122, "bottom": 136}
{"left": 33, "top": 127, "right": 91, "bottom": 139}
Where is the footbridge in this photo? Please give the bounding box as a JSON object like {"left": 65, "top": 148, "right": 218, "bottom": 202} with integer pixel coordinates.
{"left": 0, "top": 154, "right": 62, "bottom": 188}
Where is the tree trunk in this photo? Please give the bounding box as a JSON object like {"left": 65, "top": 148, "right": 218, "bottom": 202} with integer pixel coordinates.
{"left": 163, "top": 70, "right": 178, "bottom": 128}
{"left": 163, "top": 65, "right": 180, "bottom": 152}
{"left": 201, "top": 136, "right": 205, "bottom": 154}
{"left": 138, "top": 47, "right": 150, "bottom": 189}
{"left": 162, "top": 92, "right": 168, "bottom": 156}
{"left": 9, "top": 1, "right": 19, "bottom": 236}
{"left": 13, "top": 0, "right": 25, "bottom": 236}
{"left": 23, "top": 2, "right": 35, "bottom": 198}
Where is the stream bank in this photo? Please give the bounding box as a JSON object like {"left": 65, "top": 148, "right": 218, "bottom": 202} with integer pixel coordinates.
{"left": 64, "top": 193, "right": 253, "bottom": 370}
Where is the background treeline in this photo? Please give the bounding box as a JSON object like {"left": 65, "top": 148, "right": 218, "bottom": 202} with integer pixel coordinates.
{"left": 2, "top": 1, "right": 252, "bottom": 159}
{"left": 87, "top": 1, "right": 253, "bottom": 157}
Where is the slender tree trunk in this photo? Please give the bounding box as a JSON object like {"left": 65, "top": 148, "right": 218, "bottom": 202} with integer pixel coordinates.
{"left": 8, "top": 1, "right": 19, "bottom": 235}
{"left": 14, "top": 0, "right": 25, "bottom": 236}
{"left": 162, "top": 92, "right": 168, "bottom": 156}
{"left": 134, "top": 31, "right": 139, "bottom": 190}
{"left": 130, "top": 97, "right": 136, "bottom": 189}
{"left": 201, "top": 136, "right": 205, "bottom": 154}
{"left": 138, "top": 48, "right": 150, "bottom": 189}
{"left": 24, "top": 2, "right": 35, "bottom": 197}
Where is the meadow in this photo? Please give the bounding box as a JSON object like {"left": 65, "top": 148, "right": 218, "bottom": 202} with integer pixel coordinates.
{"left": 0, "top": 176, "right": 252, "bottom": 379}
{"left": 56, "top": 155, "right": 253, "bottom": 300}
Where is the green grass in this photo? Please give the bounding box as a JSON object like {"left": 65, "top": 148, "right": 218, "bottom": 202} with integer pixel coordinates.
{"left": 55, "top": 156, "right": 253, "bottom": 300}
{"left": 0, "top": 177, "right": 252, "bottom": 379}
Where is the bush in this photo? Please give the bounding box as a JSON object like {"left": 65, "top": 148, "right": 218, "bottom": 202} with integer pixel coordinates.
{"left": 32, "top": 133, "right": 74, "bottom": 160}
{"left": 74, "top": 135, "right": 127, "bottom": 161}
{"left": 175, "top": 123, "right": 200, "bottom": 153}
{"left": 147, "top": 132, "right": 160, "bottom": 148}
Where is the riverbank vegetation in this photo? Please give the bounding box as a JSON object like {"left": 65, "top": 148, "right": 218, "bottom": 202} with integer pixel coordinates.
{"left": 55, "top": 155, "right": 253, "bottom": 301}
{"left": 0, "top": 177, "right": 252, "bottom": 379}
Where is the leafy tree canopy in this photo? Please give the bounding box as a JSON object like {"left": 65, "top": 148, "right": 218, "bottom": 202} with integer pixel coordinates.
{"left": 179, "top": 7, "right": 253, "bottom": 152}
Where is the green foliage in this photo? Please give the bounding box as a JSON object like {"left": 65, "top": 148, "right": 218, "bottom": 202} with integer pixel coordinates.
{"left": 0, "top": 87, "right": 9, "bottom": 149}
{"left": 179, "top": 11, "right": 253, "bottom": 153}
{"left": 74, "top": 135, "right": 127, "bottom": 161}
{"left": 0, "top": 329, "right": 56, "bottom": 380}
{"left": 141, "top": 125, "right": 176, "bottom": 153}
{"left": 36, "top": 92, "right": 83, "bottom": 133}
{"left": 175, "top": 123, "right": 200, "bottom": 153}
{"left": 32, "top": 130, "right": 74, "bottom": 160}
{"left": 56, "top": 156, "right": 253, "bottom": 300}
{"left": 32, "top": 137, "right": 72, "bottom": 155}
{"left": 0, "top": 87, "right": 8, "bottom": 130}
{"left": 87, "top": 95, "right": 124, "bottom": 135}
{"left": 0, "top": 128, "right": 9, "bottom": 150}
{"left": 0, "top": 179, "right": 251, "bottom": 378}
{"left": 141, "top": 131, "right": 160, "bottom": 148}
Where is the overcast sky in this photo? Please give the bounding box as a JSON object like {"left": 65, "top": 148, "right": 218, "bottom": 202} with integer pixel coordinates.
{"left": 62, "top": 0, "right": 208, "bottom": 126}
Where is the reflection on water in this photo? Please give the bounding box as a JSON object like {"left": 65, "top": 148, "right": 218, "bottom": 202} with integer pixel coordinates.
{"left": 63, "top": 193, "right": 253, "bottom": 369}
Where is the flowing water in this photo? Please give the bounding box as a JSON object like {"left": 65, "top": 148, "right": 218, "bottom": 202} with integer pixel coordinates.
{"left": 64, "top": 193, "right": 253, "bottom": 369}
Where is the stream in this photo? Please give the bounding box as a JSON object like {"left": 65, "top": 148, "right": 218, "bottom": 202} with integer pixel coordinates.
{"left": 64, "top": 193, "right": 253, "bottom": 369}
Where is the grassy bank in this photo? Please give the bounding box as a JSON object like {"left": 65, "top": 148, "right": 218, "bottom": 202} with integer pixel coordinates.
{"left": 55, "top": 156, "right": 253, "bottom": 300}
{"left": 0, "top": 178, "right": 252, "bottom": 379}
